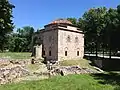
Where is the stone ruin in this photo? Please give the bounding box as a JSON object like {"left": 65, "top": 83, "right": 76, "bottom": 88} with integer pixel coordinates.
{"left": 0, "top": 58, "right": 31, "bottom": 85}
{"left": 0, "top": 57, "right": 104, "bottom": 85}
{"left": 42, "top": 60, "right": 103, "bottom": 77}
{"left": 0, "top": 65, "right": 30, "bottom": 84}
{"left": 48, "top": 65, "right": 103, "bottom": 76}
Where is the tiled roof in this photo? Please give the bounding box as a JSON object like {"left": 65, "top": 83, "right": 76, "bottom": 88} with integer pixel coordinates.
{"left": 50, "top": 19, "right": 72, "bottom": 25}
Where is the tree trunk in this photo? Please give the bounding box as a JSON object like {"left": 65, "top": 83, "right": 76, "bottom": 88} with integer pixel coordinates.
{"left": 109, "top": 48, "right": 111, "bottom": 59}
{"left": 103, "top": 49, "right": 104, "bottom": 58}
{"left": 91, "top": 47, "right": 92, "bottom": 54}
{"left": 109, "top": 34, "right": 111, "bottom": 60}
{"left": 0, "top": 43, "right": 4, "bottom": 52}
{"left": 95, "top": 42, "right": 98, "bottom": 60}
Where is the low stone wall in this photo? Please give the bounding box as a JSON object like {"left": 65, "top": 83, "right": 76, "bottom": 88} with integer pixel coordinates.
{"left": 50, "top": 66, "right": 101, "bottom": 76}
{"left": 0, "top": 58, "right": 31, "bottom": 84}
{"left": 0, "top": 65, "right": 30, "bottom": 84}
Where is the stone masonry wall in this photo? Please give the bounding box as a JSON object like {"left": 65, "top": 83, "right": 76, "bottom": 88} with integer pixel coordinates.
{"left": 58, "top": 29, "right": 84, "bottom": 61}
{"left": 33, "top": 22, "right": 84, "bottom": 61}
{"left": 42, "top": 30, "right": 58, "bottom": 61}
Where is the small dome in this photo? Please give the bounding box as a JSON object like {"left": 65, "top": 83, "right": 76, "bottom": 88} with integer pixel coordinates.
{"left": 50, "top": 19, "right": 72, "bottom": 25}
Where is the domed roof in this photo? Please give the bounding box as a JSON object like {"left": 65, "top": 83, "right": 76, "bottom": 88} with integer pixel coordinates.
{"left": 50, "top": 19, "right": 72, "bottom": 25}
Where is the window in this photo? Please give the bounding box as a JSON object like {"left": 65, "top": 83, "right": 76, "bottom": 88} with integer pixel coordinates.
{"left": 67, "top": 35, "right": 71, "bottom": 42}
{"left": 75, "top": 37, "right": 78, "bottom": 43}
{"left": 49, "top": 51, "right": 51, "bottom": 56}
{"left": 77, "top": 51, "right": 79, "bottom": 56}
{"left": 65, "top": 51, "right": 67, "bottom": 56}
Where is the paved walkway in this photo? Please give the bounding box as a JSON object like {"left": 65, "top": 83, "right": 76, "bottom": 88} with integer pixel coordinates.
{"left": 85, "top": 54, "right": 120, "bottom": 59}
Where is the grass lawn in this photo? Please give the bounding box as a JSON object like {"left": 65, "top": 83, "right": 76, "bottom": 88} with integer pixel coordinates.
{"left": 0, "top": 73, "right": 119, "bottom": 90}
{"left": 59, "top": 59, "right": 93, "bottom": 69}
{"left": 0, "top": 52, "right": 31, "bottom": 59}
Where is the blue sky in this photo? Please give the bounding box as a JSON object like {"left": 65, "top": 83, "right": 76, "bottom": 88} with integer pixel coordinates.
{"left": 10, "top": 0, "right": 119, "bottom": 30}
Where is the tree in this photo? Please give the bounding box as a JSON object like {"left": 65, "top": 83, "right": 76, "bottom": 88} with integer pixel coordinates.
{"left": 0, "top": 0, "right": 15, "bottom": 51}
{"left": 107, "top": 5, "right": 120, "bottom": 56}
{"left": 8, "top": 33, "right": 28, "bottom": 52}
{"left": 67, "top": 18, "right": 77, "bottom": 26}
{"left": 67, "top": 5, "right": 120, "bottom": 58}
{"left": 8, "top": 26, "right": 35, "bottom": 52}
{"left": 81, "top": 7, "right": 107, "bottom": 57}
{"left": 104, "top": 8, "right": 118, "bottom": 58}
{"left": 77, "top": 18, "right": 85, "bottom": 30}
{"left": 117, "top": 5, "right": 120, "bottom": 13}
{"left": 17, "top": 26, "right": 35, "bottom": 52}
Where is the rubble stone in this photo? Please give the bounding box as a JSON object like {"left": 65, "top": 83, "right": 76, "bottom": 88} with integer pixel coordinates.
{"left": 51, "top": 66, "right": 102, "bottom": 76}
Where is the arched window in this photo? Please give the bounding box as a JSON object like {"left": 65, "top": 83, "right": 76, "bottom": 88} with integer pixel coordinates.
{"left": 75, "top": 37, "right": 78, "bottom": 43}
{"left": 49, "top": 51, "right": 51, "bottom": 56}
{"left": 49, "top": 47, "right": 52, "bottom": 56}
{"left": 64, "top": 47, "right": 68, "bottom": 56}
{"left": 76, "top": 48, "right": 80, "bottom": 56}
{"left": 77, "top": 51, "right": 79, "bottom": 56}
{"left": 65, "top": 51, "right": 67, "bottom": 56}
{"left": 67, "top": 35, "right": 71, "bottom": 42}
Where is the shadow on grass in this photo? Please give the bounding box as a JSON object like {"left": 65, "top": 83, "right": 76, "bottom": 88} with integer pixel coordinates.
{"left": 91, "top": 72, "right": 120, "bottom": 90}
{"left": 91, "top": 72, "right": 120, "bottom": 86}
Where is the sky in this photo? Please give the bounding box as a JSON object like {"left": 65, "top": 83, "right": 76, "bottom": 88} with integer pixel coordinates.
{"left": 10, "top": 0, "right": 120, "bottom": 30}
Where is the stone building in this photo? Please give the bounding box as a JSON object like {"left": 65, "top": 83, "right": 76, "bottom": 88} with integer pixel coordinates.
{"left": 32, "top": 19, "right": 84, "bottom": 61}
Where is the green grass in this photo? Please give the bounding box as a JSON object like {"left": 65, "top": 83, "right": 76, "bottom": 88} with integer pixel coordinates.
{"left": 0, "top": 52, "right": 31, "bottom": 59}
{"left": 0, "top": 74, "right": 118, "bottom": 90}
{"left": 59, "top": 59, "right": 92, "bottom": 68}
{"left": 26, "top": 64, "right": 41, "bottom": 72}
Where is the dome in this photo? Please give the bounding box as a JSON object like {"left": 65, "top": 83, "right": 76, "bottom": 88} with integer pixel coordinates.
{"left": 50, "top": 19, "right": 72, "bottom": 25}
